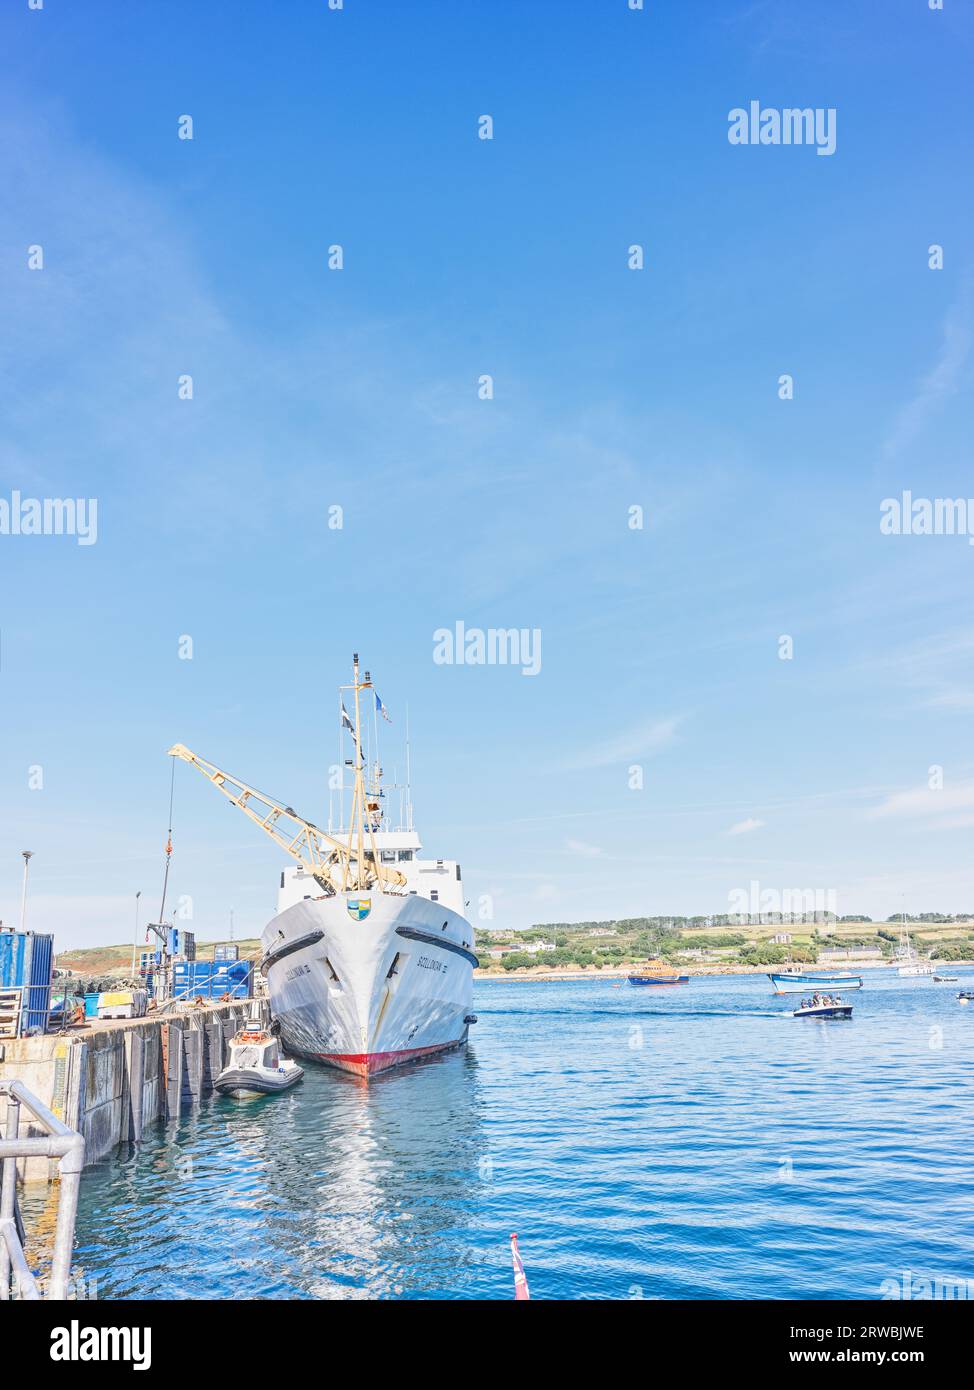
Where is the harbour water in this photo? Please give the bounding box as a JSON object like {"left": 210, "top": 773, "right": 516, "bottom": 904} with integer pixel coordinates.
{"left": 44, "top": 973, "right": 974, "bottom": 1300}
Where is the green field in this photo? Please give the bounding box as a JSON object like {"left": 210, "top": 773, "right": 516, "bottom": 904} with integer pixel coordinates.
{"left": 56, "top": 939, "right": 262, "bottom": 977}
{"left": 474, "top": 917, "right": 974, "bottom": 972}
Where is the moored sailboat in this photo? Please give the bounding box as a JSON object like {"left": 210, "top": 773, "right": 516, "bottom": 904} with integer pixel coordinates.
{"left": 896, "top": 929, "right": 935, "bottom": 977}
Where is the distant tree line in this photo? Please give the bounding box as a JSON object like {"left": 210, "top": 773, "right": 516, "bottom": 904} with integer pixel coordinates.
{"left": 522, "top": 913, "right": 973, "bottom": 933}
{"left": 886, "top": 913, "right": 974, "bottom": 923}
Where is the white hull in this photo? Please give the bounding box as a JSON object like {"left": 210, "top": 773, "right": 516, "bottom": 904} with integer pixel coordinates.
{"left": 768, "top": 971, "right": 863, "bottom": 994}
{"left": 898, "top": 963, "right": 935, "bottom": 976}
{"left": 261, "top": 892, "right": 476, "bottom": 1077}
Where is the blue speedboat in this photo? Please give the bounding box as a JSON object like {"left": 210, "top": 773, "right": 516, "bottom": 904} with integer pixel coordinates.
{"left": 768, "top": 969, "right": 863, "bottom": 995}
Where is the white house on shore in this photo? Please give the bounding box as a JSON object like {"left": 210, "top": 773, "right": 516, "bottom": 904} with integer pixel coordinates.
{"left": 820, "top": 945, "right": 884, "bottom": 962}
{"left": 488, "top": 940, "right": 557, "bottom": 959}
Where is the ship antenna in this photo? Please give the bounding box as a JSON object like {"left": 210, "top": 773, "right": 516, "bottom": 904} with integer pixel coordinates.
{"left": 348, "top": 653, "right": 365, "bottom": 892}
{"left": 330, "top": 680, "right": 341, "bottom": 833}
{"left": 405, "top": 703, "right": 413, "bottom": 831}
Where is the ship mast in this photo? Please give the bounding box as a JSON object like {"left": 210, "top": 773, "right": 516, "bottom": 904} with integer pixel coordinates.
{"left": 341, "top": 654, "right": 391, "bottom": 895}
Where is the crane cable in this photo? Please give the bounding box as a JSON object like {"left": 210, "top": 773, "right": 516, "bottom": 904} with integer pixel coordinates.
{"left": 157, "top": 755, "right": 177, "bottom": 926}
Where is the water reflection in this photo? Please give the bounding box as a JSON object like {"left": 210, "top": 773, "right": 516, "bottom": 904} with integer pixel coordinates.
{"left": 72, "top": 1047, "right": 486, "bottom": 1299}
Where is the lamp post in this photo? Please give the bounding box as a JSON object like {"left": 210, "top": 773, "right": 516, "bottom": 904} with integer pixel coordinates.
{"left": 131, "top": 890, "right": 142, "bottom": 976}
{"left": 20, "top": 851, "right": 34, "bottom": 931}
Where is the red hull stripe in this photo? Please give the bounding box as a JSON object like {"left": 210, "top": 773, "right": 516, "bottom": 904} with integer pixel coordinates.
{"left": 317, "top": 1038, "right": 464, "bottom": 1077}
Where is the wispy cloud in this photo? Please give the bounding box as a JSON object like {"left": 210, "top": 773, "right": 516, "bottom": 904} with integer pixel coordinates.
{"left": 868, "top": 781, "right": 974, "bottom": 821}
{"left": 884, "top": 286, "right": 973, "bottom": 459}
{"left": 564, "top": 838, "right": 603, "bottom": 858}
{"left": 562, "top": 715, "right": 682, "bottom": 771}
{"left": 726, "top": 817, "right": 765, "bottom": 836}
{"left": 926, "top": 688, "right": 974, "bottom": 711}
{"left": 853, "top": 628, "right": 974, "bottom": 716}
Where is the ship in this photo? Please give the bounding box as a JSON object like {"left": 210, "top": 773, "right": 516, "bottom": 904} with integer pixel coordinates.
{"left": 627, "top": 960, "right": 689, "bottom": 986}
{"left": 170, "top": 655, "right": 477, "bottom": 1078}
{"left": 767, "top": 967, "right": 863, "bottom": 995}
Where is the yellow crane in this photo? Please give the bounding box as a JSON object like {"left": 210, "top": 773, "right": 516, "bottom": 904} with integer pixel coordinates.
{"left": 167, "top": 743, "right": 405, "bottom": 896}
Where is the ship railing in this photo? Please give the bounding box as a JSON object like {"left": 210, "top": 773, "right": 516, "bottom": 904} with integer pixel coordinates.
{"left": 0, "top": 1078, "right": 85, "bottom": 1301}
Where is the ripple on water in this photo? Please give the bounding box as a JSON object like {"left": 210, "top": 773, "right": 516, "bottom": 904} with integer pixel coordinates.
{"left": 26, "top": 973, "right": 970, "bottom": 1299}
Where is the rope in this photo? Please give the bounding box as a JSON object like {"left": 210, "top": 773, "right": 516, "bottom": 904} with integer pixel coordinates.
{"left": 158, "top": 756, "right": 176, "bottom": 923}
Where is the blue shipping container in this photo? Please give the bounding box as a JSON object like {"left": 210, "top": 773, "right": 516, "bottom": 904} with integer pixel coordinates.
{"left": 168, "top": 928, "right": 197, "bottom": 961}
{"left": 0, "top": 930, "right": 54, "bottom": 1034}
{"left": 172, "top": 960, "right": 253, "bottom": 1000}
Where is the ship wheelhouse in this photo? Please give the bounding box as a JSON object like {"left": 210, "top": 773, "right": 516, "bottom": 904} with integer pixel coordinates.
{"left": 277, "top": 829, "right": 465, "bottom": 917}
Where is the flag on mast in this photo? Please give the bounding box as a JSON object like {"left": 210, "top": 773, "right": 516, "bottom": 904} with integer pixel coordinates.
{"left": 510, "top": 1233, "right": 530, "bottom": 1300}
{"left": 341, "top": 702, "right": 356, "bottom": 736}
{"left": 375, "top": 690, "right": 391, "bottom": 723}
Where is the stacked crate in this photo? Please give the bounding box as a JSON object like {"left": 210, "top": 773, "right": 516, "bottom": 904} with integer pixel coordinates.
{"left": 0, "top": 929, "right": 54, "bottom": 1036}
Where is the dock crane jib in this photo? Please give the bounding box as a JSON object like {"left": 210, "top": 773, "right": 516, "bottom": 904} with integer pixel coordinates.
{"left": 166, "top": 744, "right": 405, "bottom": 895}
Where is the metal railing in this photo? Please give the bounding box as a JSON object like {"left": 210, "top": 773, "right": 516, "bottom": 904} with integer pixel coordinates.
{"left": 0, "top": 1079, "right": 85, "bottom": 1300}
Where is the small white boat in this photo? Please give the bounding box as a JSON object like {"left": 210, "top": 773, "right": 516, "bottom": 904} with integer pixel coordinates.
{"left": 215, "top": 1024, "right": 304, "bottom": 1097}
{"left": 768, "top": 969, "right": 862, "bottom": 994}
{"left": 958, "top": 992, "right": 974, "bottom": 1005}
{"left": 933, "top": 974, "right": 958, "bottom": 983}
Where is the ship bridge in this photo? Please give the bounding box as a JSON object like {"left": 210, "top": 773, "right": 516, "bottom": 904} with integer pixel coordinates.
{"left": 277, "top": 828, "right": 466, "bottom": 916}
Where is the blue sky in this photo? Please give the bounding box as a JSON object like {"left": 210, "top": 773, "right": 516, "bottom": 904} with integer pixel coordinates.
{"left": 1, "top": 0, "right": 973, "bottom": 950}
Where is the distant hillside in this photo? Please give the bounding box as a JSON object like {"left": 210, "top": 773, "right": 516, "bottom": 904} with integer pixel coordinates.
{"left": 475, "top": 917, "right": 974, "bottom": 972}
{"left": 56, "top": 939, "right": 262, "bottom": 976}
{"left": 56, "top": 916, "right": 974, "bottom": 978}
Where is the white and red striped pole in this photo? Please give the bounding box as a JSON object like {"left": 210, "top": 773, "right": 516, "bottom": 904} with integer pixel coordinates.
{"left": 511, "top": 1232, "right": 531, "bottom": 1300}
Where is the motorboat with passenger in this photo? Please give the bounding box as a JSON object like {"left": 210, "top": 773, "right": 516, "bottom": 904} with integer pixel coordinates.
{"left": 793, "top": 993, "right": 853, "bottom": 1020}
